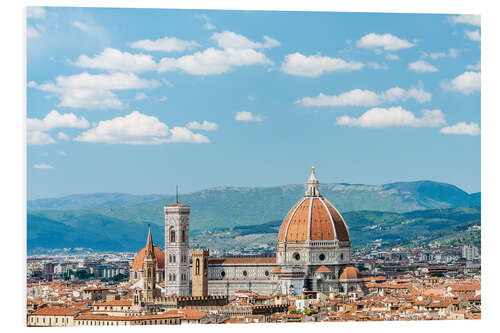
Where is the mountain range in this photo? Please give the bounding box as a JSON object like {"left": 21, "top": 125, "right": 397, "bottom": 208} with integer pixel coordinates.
{"left": 27, "top": 180, "right": 481, "bottom": 253}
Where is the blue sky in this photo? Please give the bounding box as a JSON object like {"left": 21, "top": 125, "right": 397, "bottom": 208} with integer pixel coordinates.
{"left": 26, "top": 7, "right": 481, "bottom": 199}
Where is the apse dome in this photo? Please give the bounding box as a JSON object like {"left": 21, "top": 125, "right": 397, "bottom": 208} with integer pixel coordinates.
{"left": 131, "top": 245, "right": 165, "bottom": 270}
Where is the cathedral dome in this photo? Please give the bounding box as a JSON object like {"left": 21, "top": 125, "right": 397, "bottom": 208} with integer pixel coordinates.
{"left": 131, "top": 245, "right": 165, "bottom": 270}
{"left": 339, "top": 265, "right": 360, "bottom": 280}
{"left": 277, "top": 167, "right": 350, "bottom": 244}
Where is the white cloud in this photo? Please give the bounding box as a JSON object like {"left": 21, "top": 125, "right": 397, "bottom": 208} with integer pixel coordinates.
{"left": 235, "top": 111, "right": 262, "bottom": 122}
{"left": 33, "top": 72, "right": 160, "bottom": 109}
{"left": 57, "top": 132, "right": 70, "bottom": 140}
{"left": 161, "top": 78, "right": 174, "bottom": 87}
{"left": 196, "top": 14, "right": 216, "bottom": 30}
{"left": 356, "top": 33, "right": 415, "bottom": 51}
{"left": 409, "top": 60, "right": 438, "bottom": 73}
{"left": 210, "top": 31, "right": 280, "bottom": 50}
{"left": 450, "top": 14, "right": 481, "bottom": 27}
{"left": 186, "top": 120, "right": 218, "bottom": 131}
{"left": 335, "top": 107, "right": 446, "bottom": 128}
{"left": 204, "top": 23, "right": 216, "bottom": 30}
{"left": 27, "top": 110, "right": 90, "bottom": 131}
{"left": 157, "top": 96, "right": 168, "bottom": 102}
{"left": 422, "top": 48, "right": 459, "bottom": 60}
{"left": 367, "top": 62, "right": 388, "bottom": 70}
{"left": 466, "top": 62, "right": 481, "bottom": 71}
{"left": 441, "top": 71, "right": 481, "bottom": 95}
{"left": 27, "top": 25, "right": 41, "bottom": 38}
{"left": 27, "top": 81, "right": 37, "bottom": 87}
{"left": 168, "top": 127, "right": 210, "bottom": 143}
{"left": 158, "top": 47, "right": 272, "bottom": 75}
{"left": 298, "top": 87, "right": 431, "bottom": 107}
{"left": 130, "top": 36, "right": 199, "bottom": 52}
{"left": 135, "top": 92, "right": 148, "bottom": 100}
{"left": 72, "top": 21, "right": 89, "bottom": 32}
{"left": 33, "top": 164, "right": 54, "bottom": 169}
{"left": 74, "top": 111, "right": 209, "bottom": 145}
{"left": 72, "top": 48, "right": 157, "bottom": 73}
{"left": 386, "top": 54, "right": 399, "bottom": 60}
{"left": 280, "top": 52, "right": 363, "bottom": 78}
{"left": 28, "top": 131, "right": 56, "bottom": 145}
{"left": 27, "top": 7, "right": 46, "bottom": 19}
{"left": 465, "top": 30, "right": 481, "bottom": 41}
{"left": 441, "top": 122, "right": 480, "bottom": 136}
{"left": 59, "top": 151, "right": 67, "bottom": 156}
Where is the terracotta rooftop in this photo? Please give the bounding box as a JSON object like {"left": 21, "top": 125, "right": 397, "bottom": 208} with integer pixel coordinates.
{"left": 94, "top": 300, "right": 132, "bottom": 307}
{"left": 32, "top": 307, "right": 81, "bottom": 316}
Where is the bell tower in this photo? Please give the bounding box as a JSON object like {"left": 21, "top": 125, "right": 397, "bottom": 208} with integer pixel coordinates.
{"left": 142, "top": 225, "right": 160, "bottom": 302}
{"left": 164, "top": 194, "right": 190, "bottom": 296}
{"left": 191, "top": 249, "right": 209, "bottom": 297}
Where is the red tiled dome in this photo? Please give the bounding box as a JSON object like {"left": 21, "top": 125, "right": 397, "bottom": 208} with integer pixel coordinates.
{"left": 277, "top": 168, "right": 350, "bottom": 244}
{"left": 131, "top": 245, "right": 165, "bottom": 270}
{"left": 339, "top": 265, "right": 360, "bottom": 280}
{"left": 277, "top": 197, "right": 350, "bottom": 243}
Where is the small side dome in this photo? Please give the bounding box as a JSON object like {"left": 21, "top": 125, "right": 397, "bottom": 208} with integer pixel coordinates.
{"left": 339, "top": 265, "right": 360, "bottom": 280}
{"left": 131, "top": 245, "right": 165, "bottom": 270}
{"left": 315, "top": 265, "right": 332, "bottom": 273}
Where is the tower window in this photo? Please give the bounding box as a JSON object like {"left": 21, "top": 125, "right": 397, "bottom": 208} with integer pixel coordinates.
{"left": 340, "top": 253, "right": 344, "bottom": 261}
{"left": 182, "top": 230, "right": 186, "bottom": 243}
{"left": 196, "top": 258, "right": 200, "bottom": 275}
{"left": 170, "top": 230, "right": 176, "bottom": 243}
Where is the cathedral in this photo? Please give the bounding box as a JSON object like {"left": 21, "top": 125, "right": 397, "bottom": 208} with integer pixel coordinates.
{"left": 130, "top": 167, "right": 364, "bottom": 298}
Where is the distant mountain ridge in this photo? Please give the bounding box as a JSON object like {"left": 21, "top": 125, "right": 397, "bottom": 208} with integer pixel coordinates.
{"left": 28, "top": 193, "right": 167, "bottom": 211}
{"left": 29, "top": 180, "right": 479, "bottom": 212}
{"left": 27, "top": 180, "right": 480, "bottom": 252}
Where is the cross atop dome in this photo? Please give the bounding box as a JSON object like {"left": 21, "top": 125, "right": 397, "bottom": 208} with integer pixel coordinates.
{"left": 305, "top": 166, "right": 321, "bottom": 197}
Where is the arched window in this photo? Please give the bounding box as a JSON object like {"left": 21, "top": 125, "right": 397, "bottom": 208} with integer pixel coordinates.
{"left": 173, "top": 255, "right": 176, "bottom": 263}
{"left": 204, "top": 258, "right": 207, "bottom": 271}
{"left": 195, "top": 258, "right": 200, "bottom": 275}
{"left": 134, "top": 271, "right": 137, "bottom": 279}
{"left": 170, "top": 230, "right": 176, "bottom": 243}
{"left": 173, "top": 274, "right": 176, "bottom": 281}
{"left": 182, "top": 230, "right": 186, "bottom": 243}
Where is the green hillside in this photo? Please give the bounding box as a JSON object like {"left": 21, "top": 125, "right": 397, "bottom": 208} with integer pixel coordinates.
{"left": 28, "top": 180, "right": 480, "bottom": 232}
{"left": 190, "top": 206, "right": 481, "bottom": 252}
{"left": 28, "top": 206, "right": 480, "bottom": 253}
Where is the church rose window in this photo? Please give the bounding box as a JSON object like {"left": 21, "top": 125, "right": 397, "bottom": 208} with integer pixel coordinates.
{"left": 294, "top": 253, "right": 300, "bottom": 261}
{"left": 265, "top": 270, "right": 269, "bottom": 276}
{"left": 243, "top": 270, "right": 248, "bottom": 277}
{"left": 221, "top": 271, "right": 225, "bottom": 277}
{"left": 319, "top": 253, "right": 325, "bottom": 261}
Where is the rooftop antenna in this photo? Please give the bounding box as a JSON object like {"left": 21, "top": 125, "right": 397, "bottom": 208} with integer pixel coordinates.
{"left": 176, "top": 185, "right": 179, "bottom": 204}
